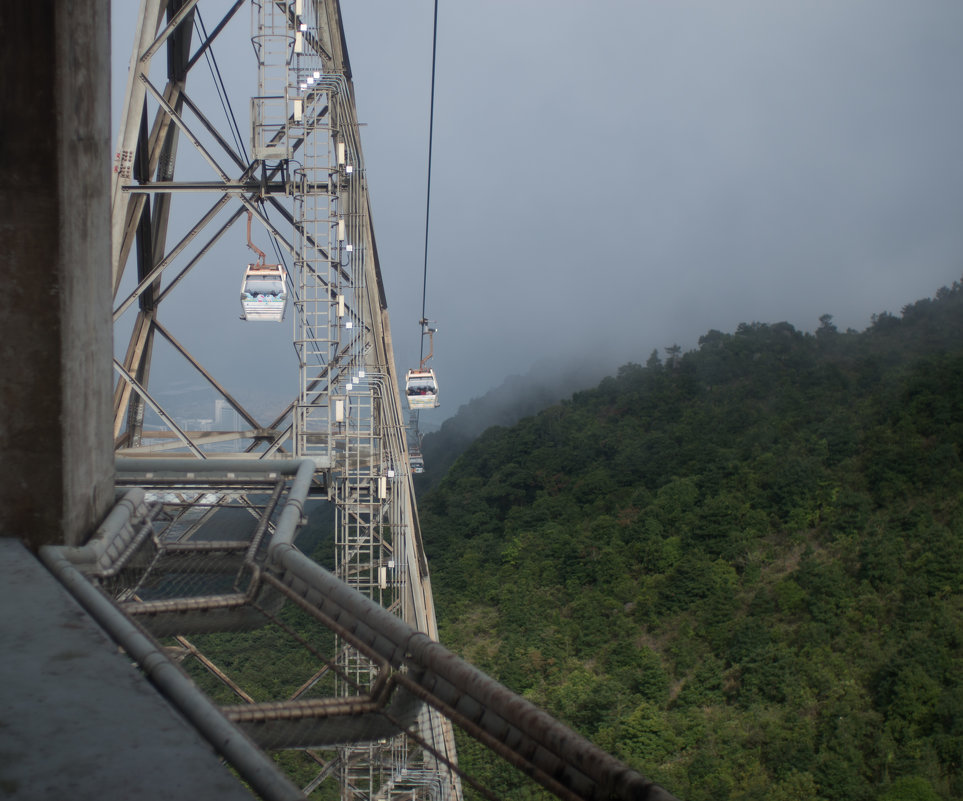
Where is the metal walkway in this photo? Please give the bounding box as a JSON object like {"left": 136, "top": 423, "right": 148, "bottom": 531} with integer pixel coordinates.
{"left": 34, "top": 462, "right": 676, "bottom": 801}
{"left": 0, "top": 537, "right": 265, "bottom": 801}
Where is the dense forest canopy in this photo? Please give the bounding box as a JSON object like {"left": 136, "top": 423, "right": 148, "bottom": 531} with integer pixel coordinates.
{"left": 419, "top": 282, "right": 963, "bottom": 801}
{"left": 414, "top": 359, "right": 614, "bottom": 490}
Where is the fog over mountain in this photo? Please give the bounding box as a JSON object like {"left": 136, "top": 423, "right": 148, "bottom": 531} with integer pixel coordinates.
{"left": 112, "top": 2, "right": 963, "bottom": 419}
{"left": 343, "top": 1, "right": 963, "bottom": 416}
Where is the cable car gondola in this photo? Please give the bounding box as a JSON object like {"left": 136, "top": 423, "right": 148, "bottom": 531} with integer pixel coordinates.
{"left": 240, "top": 210, "right": 287, "bottom": 322}
{"left": 405, "top": 319, "right": 439, "bottom": 409}
{"left": 409, "top": 446, "right": 426, "bottom": 474}
{"left": 405, "top": 368, "right": 438, "bottom": 409}
{"left": 240, "top": 265, "right": 287, "bottom": 322}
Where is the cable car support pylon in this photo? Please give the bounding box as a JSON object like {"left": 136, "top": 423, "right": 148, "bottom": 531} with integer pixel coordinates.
{"left": 109, "top": 1, "right": 459, "bottom": 799}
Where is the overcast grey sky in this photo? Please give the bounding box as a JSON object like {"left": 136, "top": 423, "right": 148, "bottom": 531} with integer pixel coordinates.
{"left": 113, "top": 1, "right": 963, "bottom": 418}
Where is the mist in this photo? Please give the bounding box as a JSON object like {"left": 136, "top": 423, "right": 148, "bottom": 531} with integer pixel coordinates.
{"left": 112, "top": 1, "right": 963, "bottom": 419}
{"left": 342, "top": 0, "right": 963, "bottom": 415}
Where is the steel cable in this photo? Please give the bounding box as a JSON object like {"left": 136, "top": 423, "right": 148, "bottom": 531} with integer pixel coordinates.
{"left": 419, "top": 0, "right": 440, "bottom": 363}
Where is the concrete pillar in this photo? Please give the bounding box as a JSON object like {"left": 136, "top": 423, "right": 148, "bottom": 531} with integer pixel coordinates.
{"left": 0, "top": 1, "right": 114, "bottom": 548}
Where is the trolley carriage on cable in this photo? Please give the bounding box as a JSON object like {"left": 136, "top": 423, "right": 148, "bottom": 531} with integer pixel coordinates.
{"left": 240, "top": 210, "right": 287, "bottom": 322}
{"left": 405, "top": 368, "right": 438, "bottom": 409}
{"left": 409, "top": 446, "right": 426, "bottom": 474}
{"left": 240, "top": 265, "right": 287, "bottom": 322}
{"left": 405, "top": 318, "right": 440, "bottom": 409}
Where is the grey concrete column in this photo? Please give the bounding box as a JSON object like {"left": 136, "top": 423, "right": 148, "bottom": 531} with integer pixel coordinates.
{"left": 0, "top": 1, "right": 114, "bottom": 548}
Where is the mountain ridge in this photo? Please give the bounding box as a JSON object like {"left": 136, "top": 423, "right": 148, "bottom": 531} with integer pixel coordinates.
{"left": 418, "top": 279, "right": 963, "bottom": 801}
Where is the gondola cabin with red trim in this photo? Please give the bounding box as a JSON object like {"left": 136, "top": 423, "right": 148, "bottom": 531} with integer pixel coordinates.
{"left": 405, "top": 368, "right": 438, "bottom": 409}
{"left": 240, "top": 264, "right": 287, "bottom": 322}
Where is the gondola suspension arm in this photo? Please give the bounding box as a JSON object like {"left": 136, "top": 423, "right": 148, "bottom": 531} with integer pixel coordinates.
{"left": 246, "top": 209, "right": 266, "bottom": 268}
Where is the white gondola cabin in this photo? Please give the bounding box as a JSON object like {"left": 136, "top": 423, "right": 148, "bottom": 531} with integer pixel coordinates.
{"left": 405, "top": 368, "right": 439, "bottom": 409}
{"left": 409, "top": 448, "right": 425, "bottom": 474}
{"left": 240, "top": 264, "right": 287, "bottom": 322}
{"left": 240, "top": 209, "right": 287, "bottom": 322}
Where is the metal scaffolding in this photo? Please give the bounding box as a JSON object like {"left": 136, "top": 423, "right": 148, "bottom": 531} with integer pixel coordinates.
{"left": 110, "top": 1, "right": 458, "bottom": 799}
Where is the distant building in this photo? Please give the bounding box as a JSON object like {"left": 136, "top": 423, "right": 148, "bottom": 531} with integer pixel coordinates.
{"left": 214, "top": 399, "right": 239, "bottom": 430}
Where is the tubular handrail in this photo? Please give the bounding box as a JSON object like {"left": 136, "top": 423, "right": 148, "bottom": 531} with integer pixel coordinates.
{"left": 38, "top": 544, "right": 305, "bottom": 801}
{"left": 43, "top": 457, "right": 678, "bottom": 801}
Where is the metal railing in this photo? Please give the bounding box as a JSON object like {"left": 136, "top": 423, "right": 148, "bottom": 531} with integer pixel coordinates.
{"left": 39, "top": 459, "right": 676, "bottom": 801}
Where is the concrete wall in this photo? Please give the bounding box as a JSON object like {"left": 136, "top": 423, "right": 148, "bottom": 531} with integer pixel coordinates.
{"left": 0, "top": 1, "right": 114, "bottom": 547}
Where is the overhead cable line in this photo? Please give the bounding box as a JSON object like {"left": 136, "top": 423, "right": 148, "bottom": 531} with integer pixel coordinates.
{"left": 419, "top": 0, "right": 440, "bottom": 363}
{"left": 197, "top": 11, "right": 288, "bottom": 270}
{"left": 196, "top": 10, "right": 248, "bottom": 165}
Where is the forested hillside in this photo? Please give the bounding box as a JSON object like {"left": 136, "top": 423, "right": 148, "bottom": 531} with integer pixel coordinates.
{"left": 419, "top": 283, "right": 963, "bottom": 801}
{"left": 415, "top": 359, "right": 613, "bottom": 490}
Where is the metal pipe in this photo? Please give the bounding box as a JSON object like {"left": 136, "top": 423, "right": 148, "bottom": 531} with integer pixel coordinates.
{"left": 38, "top": 545, "right": 305, "bottom": 801}
{"left": 269, "top": 458, "right": 319, "bottom": 549}
{"left": 94, "top": 457, "right": 677, "bottom": 800}
{"left": 57, "top": 488, "right": 148, "bottom": 567}
{"left": 117, "top": 456, "right": 312, "bottom": 474}
{"left": 406, "top": 638, "right": 677, "bottom": 801}
{"left": 269, "top": 546, "right": 677, "bottom": 801}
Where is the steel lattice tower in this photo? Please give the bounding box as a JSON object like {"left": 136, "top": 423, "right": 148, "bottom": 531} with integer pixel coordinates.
{"left": 110, "top": 2, "right": 460, "bottom": 799}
